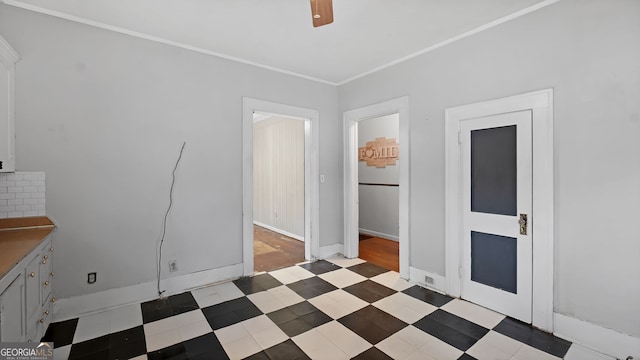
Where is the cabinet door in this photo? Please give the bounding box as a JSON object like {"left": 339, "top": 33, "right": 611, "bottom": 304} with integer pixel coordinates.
{"left": 0, "top": 274, "right": 25, "bottom": 341}
{"left": 25, "top": 254, "right": 40, "bottom": 324}
{"left": 40, "top": 244, "right": 53, "bottom": 305}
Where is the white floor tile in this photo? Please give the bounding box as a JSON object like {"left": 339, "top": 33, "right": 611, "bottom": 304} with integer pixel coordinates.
{"left": 53, "top": 345, "right": 71, "bottom": 360}
{"left": 108, "top": 304, "right": 143, "bottom": 333}
{"left": 563, "top": 344, "right": 615, "bottom": 360}
{"left": 267, "top": 285, "right": 305, "bottom": 307}
{"left": 467, "top": 331, "right": 522, "bottom": 359}
{"left": 440, "top": 299, "right": 505, "bottom": 329}
{"left": 247, "top": 285, "right": 304, "bottom": 313}
{"left": 370, "top": 271, "right": 413, "bottom": 291}
{"left": 214, "top": 322, "right": 251, "bottom": 344}
{"left": 73, "top": 310, "right": 111, "bottom": 343}
{"left": 325, "top": 256, "right": 366, "bottom": 268}
{"left": 377, "top": 330, "right": 419, "bottom": 359}
{"left": 308, "top": 289, "right": 368, "bottom": 319}
{"left": 220, "top": 335, "right": 262, "bottom": 360}
{"left": 373, "top": 292, "right": 438, "bottom": 324}
{"left": 145, "top": 328, "right": 182, "bottom": 352}
{"left": 315, "top": 321, "right": 371, "bottom": 357}
{"left": 318, "top": 268, "right": 367, "bottom": 288}
{"left": 191, "top": 281, "right": 244, "bottom": 308}
{"left": 292, "top": 328, "right": 351, "bottom": 360}
{"left": 129, "top": 355, "right": 148, "bottom": 360}
{"left": 143, "top": 310, "right": 207, "bottom": 336}
{"left": 269, "top": 265, "right": 316, "bottom": 284}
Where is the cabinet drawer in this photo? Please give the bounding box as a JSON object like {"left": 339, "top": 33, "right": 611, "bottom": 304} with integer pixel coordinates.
{"left": 24, "top": 255, "right": 41, "bottom": 322}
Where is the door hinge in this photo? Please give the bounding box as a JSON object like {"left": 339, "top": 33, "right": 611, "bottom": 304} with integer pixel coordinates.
{"left": 458, "top": 266, "right": 463, "bottom": 279}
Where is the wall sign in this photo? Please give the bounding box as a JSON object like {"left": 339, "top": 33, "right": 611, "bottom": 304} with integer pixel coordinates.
{"left": 358, "top": 137, "right": 399, "bottom": 168}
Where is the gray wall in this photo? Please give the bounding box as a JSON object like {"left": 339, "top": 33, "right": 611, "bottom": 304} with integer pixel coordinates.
{"left": 339, "top": 0, "right": 640, "bottom": 338}
{"left": 0, "top": 4, "right": 342, "bottom": 298}
{"left": 358, "top": 114, "right": 399, "bottom": 239}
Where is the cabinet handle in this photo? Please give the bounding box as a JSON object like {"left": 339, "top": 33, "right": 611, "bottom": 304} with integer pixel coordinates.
{"left": 42, "top": 260, "right": 46, "bottom": 264}
{"left": 45, "top": 310, "right": 49, "bottom": 315}
{"left": 49, "top": 247, "right": 54, "bottom": 252}
{"left": 50, "top": 298, "right": 56, "bottom": 303}
{"left": 43, "top": 255, "right": 48, "bottom": 260}
{"left": 30, "top": 272, "right": 36, "bottom": 278}
{"left": 50, "top": 272, "right": 55, "bottom": 277}
{"left": 44, "top": 281, "right": 49, "bottom": 286}
{"left": 39, "top": 318, "right": 44, "bottom": 324}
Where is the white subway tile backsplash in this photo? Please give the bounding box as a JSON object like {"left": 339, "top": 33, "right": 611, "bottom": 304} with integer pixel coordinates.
{"left": 0, "top": 172, "right": 46, "bottom": 218}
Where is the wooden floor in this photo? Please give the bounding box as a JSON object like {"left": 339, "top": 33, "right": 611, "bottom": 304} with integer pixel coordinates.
{"left": 254, "top": 225, "right": 304, "bottom": 272}
{"left": 358, "top": 234, "right": 399, "bottom": 272}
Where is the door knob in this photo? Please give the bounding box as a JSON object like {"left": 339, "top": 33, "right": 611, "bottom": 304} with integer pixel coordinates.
{"left": 519, "top": 214, "right": 528, "bottom": 235}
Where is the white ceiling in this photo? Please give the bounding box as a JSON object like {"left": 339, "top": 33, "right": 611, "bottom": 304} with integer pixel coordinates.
{"left": 3, "top": 0, "right": 554, "bottom": 85}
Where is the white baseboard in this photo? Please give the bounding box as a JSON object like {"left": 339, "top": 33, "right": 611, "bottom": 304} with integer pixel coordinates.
{"left": 318, "top": 243, "right": 344, "bottom": 259}
{"left": 53, "top": 263, "right": 243, "bottom": 322}
{"left": 409, "top": 266, "right": 447, "bottom": 294}
{"left": 254, "top": 221, "right": 304, "bottom": 242}
{"left": 554, "top": 312, "right": 640, "bottom": 360}
{"left": 358, "top": 228, "right": 399, "bottom": 242}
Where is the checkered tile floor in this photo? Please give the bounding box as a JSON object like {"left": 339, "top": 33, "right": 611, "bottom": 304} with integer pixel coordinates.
{"left": 43, "top": 257, "right": 594, "bottom": 360}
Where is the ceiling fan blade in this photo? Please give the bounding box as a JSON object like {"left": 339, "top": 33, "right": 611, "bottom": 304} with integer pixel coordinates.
{"left": 310, "top": 0, "right": 334, "bottom": 27}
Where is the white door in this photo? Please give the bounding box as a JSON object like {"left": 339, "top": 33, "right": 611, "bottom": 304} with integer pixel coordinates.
{"left": 460, "top": 110, "right": 532, "bottom": 323}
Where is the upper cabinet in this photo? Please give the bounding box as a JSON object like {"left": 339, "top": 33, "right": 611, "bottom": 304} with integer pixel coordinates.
{"left": 0, "top": 35, "right": 18, "bottom": 173}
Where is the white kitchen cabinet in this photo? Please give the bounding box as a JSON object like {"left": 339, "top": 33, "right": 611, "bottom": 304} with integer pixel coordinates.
{"left": 0, "top": 236, "right": 54, "bottom": 342}
{"left": 0, "top": 35, "right": 18, "bottom": 172}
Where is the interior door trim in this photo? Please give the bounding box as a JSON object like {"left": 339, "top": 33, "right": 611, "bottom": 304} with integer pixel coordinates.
{"left": 445, "top": 89, "right": 554, "bottom": 331}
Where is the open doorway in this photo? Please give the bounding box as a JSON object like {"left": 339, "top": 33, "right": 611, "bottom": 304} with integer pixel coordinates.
{"left": 242, "top": 98, "right": 320, "bottom": 276}
{"left": 343, "top": 97, "right": 410, "bottom": 278}
{"left": 253, "top": 113, "right": 305, "bottom": 272}
{"left": 357, "top": 114, "right": 400, "bottom": 272}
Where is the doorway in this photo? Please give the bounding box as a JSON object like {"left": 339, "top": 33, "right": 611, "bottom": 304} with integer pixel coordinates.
{"left": 242, "top": 98, "right": 320, "bottom": 276}
{"left": 357, "top": 114, "right": 400, "bottom": 272}
{"left": 445, "top": 89, "right": 554, "bottom": 331}
{"left": 343, "top": 97, "right": 410, "bottom": 278}
{"left": 253, "top": 113, "right": 306, "bottom": 272}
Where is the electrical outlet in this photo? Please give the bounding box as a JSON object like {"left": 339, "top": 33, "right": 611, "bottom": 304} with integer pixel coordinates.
{"left": 169, "top": 260, "right": 178, "bottom": 272}
{"left": 425, "top": 276, "right": 434, "bottom": 285}
{"left": 87, "top": 272, "right": 96, "bottom": 284}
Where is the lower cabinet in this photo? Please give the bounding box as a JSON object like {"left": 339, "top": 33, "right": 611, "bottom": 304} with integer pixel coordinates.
{"left": 0, "top": 236, "right": 54, "bottom": 342}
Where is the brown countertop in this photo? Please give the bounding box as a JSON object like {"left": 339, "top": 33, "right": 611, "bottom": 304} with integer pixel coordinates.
{"left": 0, "top": 216, "right": 55, "bottom": 280}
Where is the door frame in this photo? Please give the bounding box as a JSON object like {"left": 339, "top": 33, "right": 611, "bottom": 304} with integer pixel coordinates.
{"left": 445, "top": 89, "right": 554, "bottom": 331}
{"left": 343, "top": 97, "right": 410, "bottom": 279}
{"left": 242, "top": 98, "right": 320, "bottom": 276}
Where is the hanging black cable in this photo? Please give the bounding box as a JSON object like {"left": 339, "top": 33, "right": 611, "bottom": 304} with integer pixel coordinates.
{"left": 157, "top": 142, "right": 186, "bottom": 298}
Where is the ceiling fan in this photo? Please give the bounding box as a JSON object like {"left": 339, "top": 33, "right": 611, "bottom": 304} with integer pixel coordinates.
{"left": 310, "top": 0, "right": 334, "bottom": 27}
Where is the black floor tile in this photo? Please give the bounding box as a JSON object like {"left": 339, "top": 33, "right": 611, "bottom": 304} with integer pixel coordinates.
{"left": 298, "top": 260, "right": 341, "bottom": 275}
{"left": 108, "top": 325, "right": 146, "bottom": 347}
{"left": 413, "top": 314, "right": 486, "bottom": 351}
{"left": 263, "top": 339, "right": 311, "bottom": 360}
{"left": 141, "top": 292, "right": 199, "bottom": 323}
{"left": 338, "top": 305, "right": 408, "bottom": 344}
{"left": 107, "top": 340, "right": 147, "bottom": 360}
{"left": 42, "top": 318, "right": 78, "bottom": 348}
{"left": 352, "top": 347, "right": 394, "bottom": 360}
{"left": 287, "top": 276, "right": 337, "bottom": 299}
{"left": 268, "top": 301, "right": 332, "bottom": 337}
{"left": 428, "top": 310, "right": 489, "bottom": 339}
{"left": 202, "top": 297, "right": 263, "bottom": 330}
{"left": 234, "top": 273, "right": 283, "bottom": 295}
{"left": 68, "top": 335, "right": 110, "bottom": 359}
{"left": 494, "top": 317, "right": 571, "bottom": 358}
{"left": 343, "top": 280, "right": 397, "bottom": 303}
{"left": 458, "top": 354, "right": 478, "bottom": 360}
{"left": 347, "top": 263, "right": 390, "bottom": 278}
{"left": 402, "top": 285, "right": 454, "bottom": 307}
{"left": 147, "top": 342, "right": 188, "bottom": 360}
{"left": 244, "top": 351, "right": 271, "bottom": 360}
{"left": 183, "top": 333, "right": 229, "bottom": 360}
